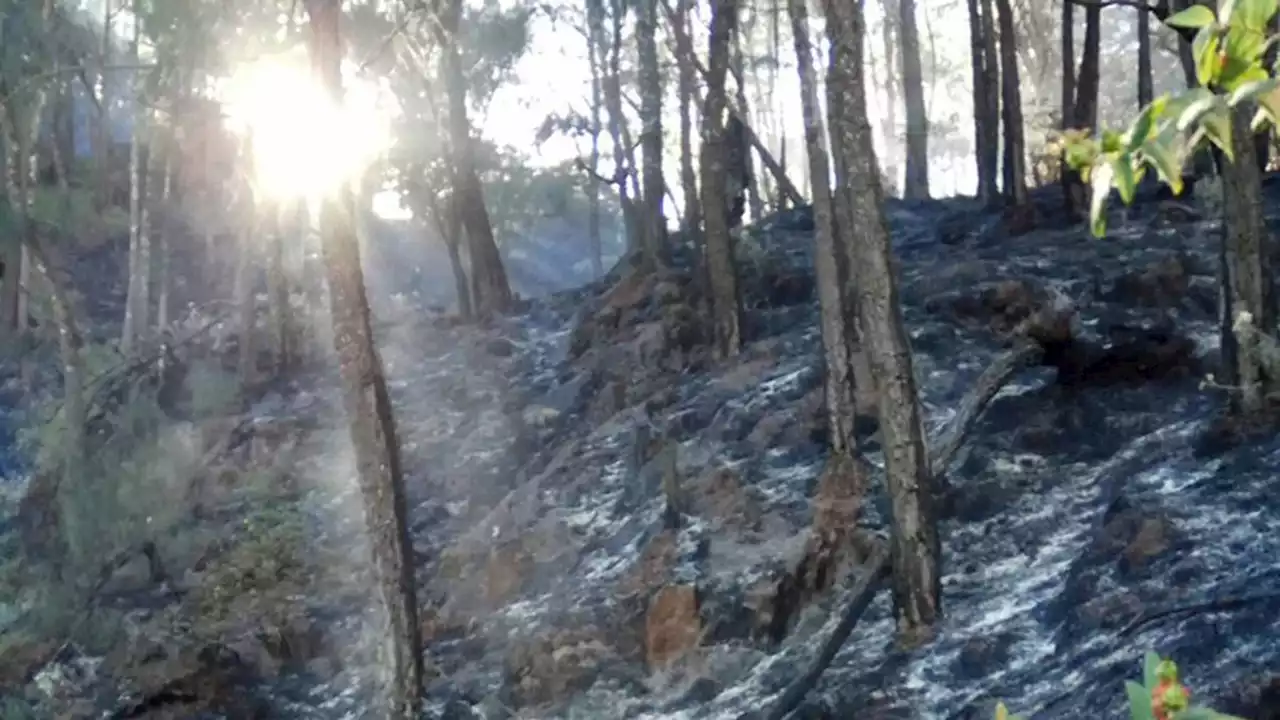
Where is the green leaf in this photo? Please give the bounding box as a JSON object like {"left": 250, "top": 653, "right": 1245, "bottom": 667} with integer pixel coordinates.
{"left": 1193, "top": 25, "right": 1222, "bottom": 87}
{"left": 1125, "top": 680, "right": 1156, "bottom": 720}
{"left": 1126, "top": 100, "right": 1166, "bottom": 151}
{"left": 1089, "top": 158, "right": 1114, "bottom": 237}
{"left": 1228, "top": 76, "right": 1280, "bottom": 106}
{"left": 1219, "top": 0, "right": 1238, "bottom": 23}
{"left": 1142, "top": 138, "right": 1187, "bottom": 195}
{"left": 1166, "top": 3, "right": 1217, "bottom": 27}
{"left": 1143, "top": 651, "right": 1162, "bottom": 690}
{"left": 1233, "top": 0, "right": 1278, "bottom": 32}
{"left": 1178, "top": 88, "right": 1221, "bottom": 130}
{"left": 1201, "top": 101, "right": 1236, "bottom": 159}
{"left": 1112, "top": 154, "right": 1140, "bottom": 204}
{"left": 1221, "top": 62, "right": 1269, "bottom": 92}
{"left": 1101, "top": 129, "right": 1125, "bottom": 154}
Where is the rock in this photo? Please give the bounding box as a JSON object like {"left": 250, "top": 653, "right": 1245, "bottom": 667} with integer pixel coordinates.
{"left": 504, "top": 628, "right": 615, "bottom": 708}
{"left": 645, "top": 585, "right": 701, "bottom": 672}
{"left": 0, "top": 636, "right": 59, "bottom": 691}
{"left": 690, "top": 467, "right": 761, "bottom": 534}
{"left": 1103, "top": 254, "right": 1191, "bottom": 309}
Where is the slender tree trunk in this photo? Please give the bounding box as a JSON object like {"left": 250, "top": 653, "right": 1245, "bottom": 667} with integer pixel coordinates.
{"left": 789, "top": 0, "right": 860, "bottom": 453}
{"left": 266, "top": 203, "right": 292, "bottom": 375}
{"left": 303, "top": 2, "right": 425, "bottom": 715}
{"left": 979, "top": 0, "right": 1001, "bottom": 206}
{"left": 601, "top": 0, "right": 640, "bottom": 250}
{"left": 1137, "top": 6, "right": 1153, "bottom": 108}
{"left": 994, "top": 0, "right": 1027, "bottom": 206}
{"left": 156, "top": 143, "right": 173, "bottom": 333}
{"left": 95, "top": 0, "right": 113, "bottom": 211}
{"left": 437, "top": 0, "right": 512, "bottom": 316}
{"left": 898, "top": 0, "right": 930, "bottom": 199}
{"left": 587, "top": 1, "right": 605, "bottom": 277}
{"left": 121, "top": 5, "right": 148, "bottom": 355}
{"left": 967, "top": 0, "right": 997, "bottom": 203}
{"left": 676, "top": 0, "right": 701, "bottom": 234}
{"left": 702, "top": 0, "right": 743, "bottom": 359}
{"left": 732, "top": 31, "right": 763, "bottom": 222}
{"left": 879, "top": 0, "right": 902, "bottom": 195}
{"left": 1059, "top": 0, "right": 1076, "bottom": 200}
{"left": 1064, "top": 3, "right": 1099, "bottom": 217}
{"left": 825, "top": 0, "right": 941, "bottom": 639}
{"left": 637, "top": 0, "right": 667, "bottom": 266}
{"left": 234, "top": 184, "right": 257, "bottom": 392}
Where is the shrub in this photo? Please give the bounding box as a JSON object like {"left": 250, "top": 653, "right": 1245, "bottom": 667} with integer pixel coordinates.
{"left": 995, "top": 652, "right": 1246, "bottom": 720}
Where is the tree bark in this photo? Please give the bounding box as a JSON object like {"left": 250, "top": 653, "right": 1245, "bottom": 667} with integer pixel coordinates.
{"left": 1137, "top": 4, "right": 1153, "bottom": 108}
{"left": 879, "top": 0, "right": 902, "bottom": 194}
{"left": 1064, "top": 3, "right": 1100, "bottom": 216}
{"left": 789, "top": 0, "right": 859, "bottom": 454}
{"left": 978, "top": 0, "right": 1001, "bottom": 207}
{"left": 732, "top": 31, "right": 763, "bottom": 222}
{"left": 304, "top": 2, "right": 426, "bottom": 716}
{"left": 437, "top": 0, "right": 512, "bottom": 316}
{"left": 637, "top": 0, "right": 667, "bottom": 266}
{"left": 825, "top": 0, "right": 941, "bottom": 639}
{"left": 587, "top": 0, "right": 605, "bottom": 277}
{"left": 994, "top": 0, "right": 1027, "bottom": 207}
{"left": 676, "top": 0, "right": 701, "bottom": 235}
{"left": 898, "top": 0, "right": 930, "bottom": 200}
{"left": 1216, "top": 105, "right": 1277, "bottom": 414}
{"left": 702, "top": 0, "right": 743, "bottom": 359}
{"left": 121, "top": 0, "right": 150, "bottom": 355}
{"left": 967, "top": 0, "right": 998, "bottom": 203}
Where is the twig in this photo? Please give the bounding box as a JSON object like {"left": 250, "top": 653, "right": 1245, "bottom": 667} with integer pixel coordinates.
{"left": 1119, "top": 592, "right": 1280, "bottom": 637}
{"left": 764, "top": 540, "right": 891, "bottom": 720}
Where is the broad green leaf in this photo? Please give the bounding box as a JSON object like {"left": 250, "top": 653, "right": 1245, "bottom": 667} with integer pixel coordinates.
{"left": 1221, "top": 62, "right": 1269, "bottom": 92}
{"left": 1090, "top": 158, "right": 1114, "bottom": 237}
{"left": 1126, "top": 100, "right": 1166, "bottom": 151}
{"left": 1178, "top": 88, "right": 1221, "bottom": 130}
{"left": 1256, "top": 82, "right": 1280, "bottom": 128}
{"left": 1143, "top": 651, "right": 1162, "bottom": 690}
{"left": 1111, "top": 154, "right": 1140, "bottom": 204}
{"left": 1228, "top": 76, "right": 1280, "bottom": 106}
{"left": 1233, "top": 0, "right": 1278, "bottom": 32}
{"left": 1201, "top": 101, "right": 1236, "bottom": 159}
{"left": 1101, "top": 128, "right": 1125, "bottom": 154}
{"left": 1166, "top": 3, "right": 1216, "bottom": 27}
{"left": 1219, "top": 0, "right": 1238, "bottom": 23}
{"left": 1141, "top": 138, "right": 1186, "bottom": 195}
{"left": 1193, "top": 25, "right": 1222, "bottom": 87}
{"left": 1125, "top": 680, "right": 1156, "bottom": 720}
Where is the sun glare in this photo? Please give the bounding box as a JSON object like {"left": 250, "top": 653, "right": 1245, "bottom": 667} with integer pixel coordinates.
{"left": 222, "top": 55, "right": 393, "bottom": 202}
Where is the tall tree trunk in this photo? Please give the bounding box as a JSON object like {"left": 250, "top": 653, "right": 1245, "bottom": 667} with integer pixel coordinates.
{"left": 95, "top": 0, "right": 113, "bottom": 211}
{"left": 1064, "top": 3, "right": 1100, "bottom": 217}
{"left": 234, "top": 182, "right": 257, "bottom": 392}
{"left": 967, "top": 0, "right": 998, "bottom": 203}
{"left": 789, "top": 0, "right": 863, "bottom": 453}
{"left": 303, "top": 2, "right": 425, "bottom": 715}
{"left": 898, "top": 0, "right": 930, "bottom": 199}
{"left": 1137, "top": 5, "right": 1153, "bottom": 108}
{"left": 437, "top": 0, "right": 513, "bottom": 316}
{"left": 1059, "top": 0, "right": 1075, "bottom": 194}
{"left": 121, "top": 5, "right": 149, "bottom": 356}
{"left": 601, "top": 0, "right": 640, "bottom": 250}
{"left": 587, "top": 0, "right": 605, "bottom": 277}
{"left": 676, "top": 0, "right": 701, "bottom": 234}
{"left": 1217, "top": 106, "right": 1278, "bottom": 414}
{"left": 879, "top": 0, "right": 901, "bottom": 194}
{"left": 702, "top": 0, "right": 743, "bottom": 359}
{"left": 732, "top": 30, "right": 763, "bottom": 222}
{"left": 637, "top": 0, "right": 667, "bottom": 266}
{"left": 1171, "top": 0, "right": 1198, "bottom": 87}
{"left": 979, "top": 0, "right": 1001, "bottom": 206}
{"left": 266, "top": 202, "right": 292, "bottom": 375}
{"left": 825, "top": 0, "right": 941, "bottom": 639}
{"left": 994, "top": 0, "right": 1027, "bottom": 206}
{"left": 156, "top": 143, "right": 173, "bottom": 333}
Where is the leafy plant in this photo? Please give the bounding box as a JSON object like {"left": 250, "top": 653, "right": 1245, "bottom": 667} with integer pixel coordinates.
{"left": 994, "top": 652, "right": 1247, "bottom": 720}
{"left": 1060, "top": 0, "right": 1280, "bottom": 235}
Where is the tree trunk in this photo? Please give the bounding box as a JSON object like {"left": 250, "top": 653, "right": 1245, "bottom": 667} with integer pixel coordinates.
{"left": 898, "top": 0, "right": 930, "bottom": 199}
{"left": 994, "top": 0, "right": 1027, "bottom": 207}
{"left": 266, "top": 202, "right": 293, "bottom": 376}
{"left": 1065, "top": 3, "right": 1100, "bottom": 216}
{"left": 637, "top": 0, "right": 667, "bottom": 266}
{"left": 156, "top": 143, "right": 173, "bottom": 333}
{"left": 95, "top": 0, "right": 113, "bottom": 211}
{"left": 121, "top": 5, "right": 149, "bottom": 356}
{"left": 967, "top": 0, "right": 998, "bottom": 203}
{"left": 1059, "top": 0, "right": 1075, "bottom": 195}
{"left": 979, "top": 0, "right": 1001, "bottom": 207}
{"left": 587, "top": 0, "right": 605, "bottom": 277}
{"left": 304, "top": 2, "right": 426, "bottom": 715}
{"left": 825, "top": 0, "right": 941, "bottom": 639}
{"left": 1217, "top": 105, "right": 1277, "bottom": 414}
{"left": 789, "top": 0, "right": 860, "bottom": 454}
{"left": 438, "top": 0, "right": 512, "bottom": 316}
{"left": 879, "top": 0, "right": 901, "bottom": 194}
{"left": 1137, "top": 5, "right": 1153, "bottom": 108}
{"left": 234, "top": 185, "right": 257, "bottom": 392}
{"left": 702, "top": 0, "right": 743, "bottom": 359}
{"left": 732, "top": 31, "right": 763, "bottom": 222}
{"left": 676, "top": 0, "right": 701, "bottom": 235}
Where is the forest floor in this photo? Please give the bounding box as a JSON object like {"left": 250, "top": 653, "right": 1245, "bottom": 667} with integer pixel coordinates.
{"left": 5, "top": 181, "right": 1280, "bottom": 719}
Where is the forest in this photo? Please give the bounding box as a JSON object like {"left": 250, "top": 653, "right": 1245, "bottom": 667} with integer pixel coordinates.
{"left": 0, "top": 0, "right": 1278, "bottom": 717}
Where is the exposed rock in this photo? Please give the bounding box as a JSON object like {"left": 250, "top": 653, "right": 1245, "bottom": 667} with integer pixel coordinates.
{"left": 503, "top": 627, "right": 616, "bottom": 708}
{"left": 645, "top": 585, "right": 702, "bottom": 672}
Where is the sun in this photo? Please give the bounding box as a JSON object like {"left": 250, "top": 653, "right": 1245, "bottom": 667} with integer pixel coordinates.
{"left": 222, "top": 53, "right": 393, "bottom": 202}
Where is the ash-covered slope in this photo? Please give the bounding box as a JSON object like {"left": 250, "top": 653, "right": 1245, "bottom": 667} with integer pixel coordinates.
{"left": 356, "top": 188, "right": 1280, "bottom": 720}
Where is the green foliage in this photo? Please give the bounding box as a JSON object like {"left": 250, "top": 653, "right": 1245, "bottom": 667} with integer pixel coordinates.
{"left": 995, "top": 652, "right": 1248, "bottom": 720}
{"left": 1062, "top": 0, "right": 1280, "bottom": 236}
